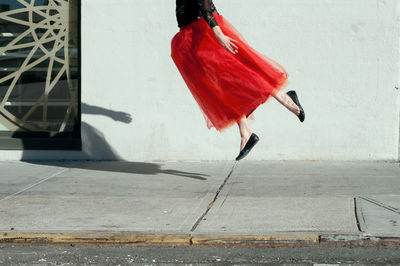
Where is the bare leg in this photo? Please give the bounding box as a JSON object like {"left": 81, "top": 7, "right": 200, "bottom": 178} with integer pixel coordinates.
{"left": 236, "top": 91, "right": 298, "bottom": 152}
{"left": 273, "top": 90, "right": 300, "bottom": 116}
{"left": 237, "top": 115, "right": 252, "bottom": 151}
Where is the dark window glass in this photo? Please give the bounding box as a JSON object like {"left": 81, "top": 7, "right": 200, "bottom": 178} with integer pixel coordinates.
{"left": 0, "top": 0, "right": 80, "bottom": 150}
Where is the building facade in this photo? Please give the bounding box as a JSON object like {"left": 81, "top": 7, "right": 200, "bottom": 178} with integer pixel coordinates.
{"left": 0, "top": 0, "right": 399, "bottom": 161}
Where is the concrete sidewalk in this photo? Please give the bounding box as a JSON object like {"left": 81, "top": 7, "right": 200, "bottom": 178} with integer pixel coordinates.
{"left": 0, "top": 160, "right": 399, "bottom": 246}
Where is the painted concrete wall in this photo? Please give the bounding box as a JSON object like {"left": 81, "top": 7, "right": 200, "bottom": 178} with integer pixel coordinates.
{"left": 1, "top": 0, "right": 400, "bottom": 161}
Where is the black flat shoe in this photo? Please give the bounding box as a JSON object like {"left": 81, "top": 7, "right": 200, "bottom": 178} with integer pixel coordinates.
{"left": 235, "top": 133, "right": 259, "bottom": 161}
{"left": 287, "top": 90, "right": 305, "bottom": 122}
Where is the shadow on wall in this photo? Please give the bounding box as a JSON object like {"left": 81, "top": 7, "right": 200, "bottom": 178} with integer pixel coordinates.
{"left": 19, "top": 102, "right": 128, "bottom": 161}
{"left": 19, "top": 103, "right": 209, "bottom": 180}
{"left": 79, "top": 102, "right": 130, "bottom": 160}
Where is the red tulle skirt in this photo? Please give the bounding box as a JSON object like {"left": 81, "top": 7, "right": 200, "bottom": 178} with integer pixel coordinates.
{"left": 171, "top": 13, "right": 288, "bottom": 132}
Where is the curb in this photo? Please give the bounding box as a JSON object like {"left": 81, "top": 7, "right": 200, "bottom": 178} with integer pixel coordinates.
{"left": 192, "top": 234, "right": 319, "bottom": 247}
{"left": 1, "top": 232, "right": 400, "bottom": 247}
{"left": 0, "top": 232, "right": 191, "bottom": 246}
{"left": 319, "top": 234, "right": 400, "bottom": 246}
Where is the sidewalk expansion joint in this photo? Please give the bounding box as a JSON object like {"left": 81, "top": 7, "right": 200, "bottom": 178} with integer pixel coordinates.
{"left": 359, "top": 196, "right": 400, "bottom": 215}
{"left": 353, "top": 197, "right": 363, "bottom": 233}
{"left": 0, "top": 168, "right": 68, "bottom": 202}
{"left": 190, "top": 161, "right": 238, "bottom": 232}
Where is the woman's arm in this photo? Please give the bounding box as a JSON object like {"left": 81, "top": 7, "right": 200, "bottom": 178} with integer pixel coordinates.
{"left": 197, "top": 0, "right": 218, "bottom": 28}
{"left": 212, "top": 25, "right": 238, "bottom": 54}
{"left": 196, "top": 0, "right": 238, "bottom": 54}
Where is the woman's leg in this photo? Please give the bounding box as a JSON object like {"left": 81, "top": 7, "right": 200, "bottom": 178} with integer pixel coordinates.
{"left": 236, "top": 90, "right": 299, "bottom": 152}
{"left": 237, "top": 115, "right": 252, "bottom": 151}
{"left": 273, "top": 90, "right": 300, "bottom": 116}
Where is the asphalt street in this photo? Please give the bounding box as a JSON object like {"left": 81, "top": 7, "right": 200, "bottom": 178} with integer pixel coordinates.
{"left": 1, "top": 245, "right": 400, "bottom": 265}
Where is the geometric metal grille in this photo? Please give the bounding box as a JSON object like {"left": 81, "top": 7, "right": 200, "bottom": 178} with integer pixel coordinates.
{"left": 0, "top": 0, "right": 78, "bottom": 133}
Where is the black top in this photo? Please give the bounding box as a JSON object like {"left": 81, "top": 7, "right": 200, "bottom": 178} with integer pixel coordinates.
{"left": 176, "top": 0, "right": 219, "bottom": 29}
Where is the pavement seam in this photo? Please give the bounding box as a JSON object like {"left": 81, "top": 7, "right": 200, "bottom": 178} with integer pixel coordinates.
{"left": 355, "top": 197, "right": 368, "bottom": 233}
{"left": 353, "top": 197, "right": 363, "bottom": 232}
{"left": 190, "top": 161, "right": 238, "bottom": 232}
{"left": 0, "top": 168, "right": 68, "bottom": 202}
{"left": 359, "top": 196, "right": 400, "bottom": 215}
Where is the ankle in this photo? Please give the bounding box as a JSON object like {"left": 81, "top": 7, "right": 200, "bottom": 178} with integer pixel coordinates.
{"left": 240, "top": 130, "right": 251, "bottom": 138}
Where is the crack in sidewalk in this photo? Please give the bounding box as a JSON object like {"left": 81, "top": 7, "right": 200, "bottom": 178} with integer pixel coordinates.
{"left": 190, "top": 161, "right": 238, "bottom": 232}
{"left": 0, "top": 168, "right": 68, "bottom": 202}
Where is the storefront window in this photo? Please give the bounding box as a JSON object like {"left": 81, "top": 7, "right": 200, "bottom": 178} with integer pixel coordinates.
{"left": 0, "top": 0, "right": 80, "bottom": 150}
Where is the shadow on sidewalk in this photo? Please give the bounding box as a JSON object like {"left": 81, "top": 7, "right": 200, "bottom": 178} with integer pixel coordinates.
{"left": 41, "top": 161, "right": 209, "bottom": 180}
{"left": 19, "top": 103, "right": 209, "bottom": 180}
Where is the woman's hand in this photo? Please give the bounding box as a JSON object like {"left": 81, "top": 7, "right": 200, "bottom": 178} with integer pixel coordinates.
{"left": 216, "top": 34, "right": 238, "bottom": 54}
{"left": 212, "top": 26, "right": 238, "bottom": 54}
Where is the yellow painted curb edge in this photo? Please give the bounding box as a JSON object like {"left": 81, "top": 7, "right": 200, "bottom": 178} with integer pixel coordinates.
{"left": 0, "top": 232, "right": 191, "bottom": 246}
{"left": 2, "top": 232, "right": 399, "bottom": 246}
{"left": 0, "top": 232, "right": 320, "bottom": 247}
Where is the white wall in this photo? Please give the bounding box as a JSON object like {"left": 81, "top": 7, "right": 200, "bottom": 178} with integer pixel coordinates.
{"left": 1, "top": 0, "right": 400, "bottom": 161}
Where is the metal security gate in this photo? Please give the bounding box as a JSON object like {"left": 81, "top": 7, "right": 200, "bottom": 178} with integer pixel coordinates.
{"left": 0, "top": 0, "right": 80, "bottom": 150}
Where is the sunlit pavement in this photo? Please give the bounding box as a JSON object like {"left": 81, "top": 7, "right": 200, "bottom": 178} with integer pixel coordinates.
{"left": 0, "top": 160, "right": 399, "bottom": 247}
